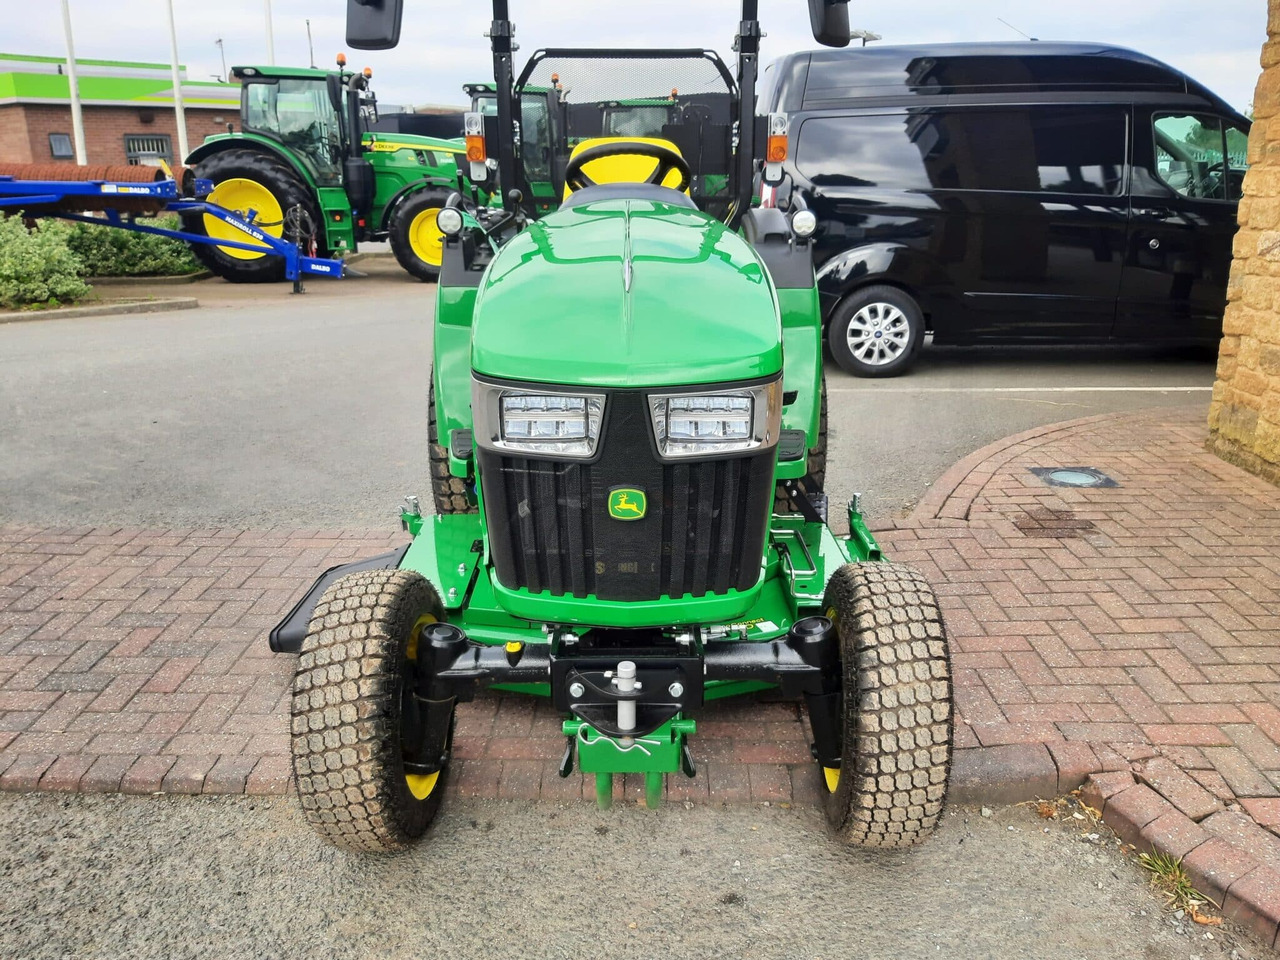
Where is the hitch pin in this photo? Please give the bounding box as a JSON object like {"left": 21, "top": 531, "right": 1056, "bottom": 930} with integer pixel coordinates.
{"left": 614, "top": 660, "right": 637, "bottom": 743}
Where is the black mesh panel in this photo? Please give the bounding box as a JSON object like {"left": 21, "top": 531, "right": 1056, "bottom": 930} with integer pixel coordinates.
{"left": 480, "top": 390, "right": 774, "bottom": 602}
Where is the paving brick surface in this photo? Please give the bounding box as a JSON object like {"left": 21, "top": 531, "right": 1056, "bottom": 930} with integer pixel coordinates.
{"left": 1, "top": 411, "right": 1278, "bottom": 829}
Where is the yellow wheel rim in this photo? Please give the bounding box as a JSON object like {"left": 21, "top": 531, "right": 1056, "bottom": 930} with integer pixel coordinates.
{"left": 405, "top": 613, "right": 440, "bottom": 800}
{"left": 824, "top": 605, "right": 841, "bottom": 793}
{"left": 203, "top": 177, "right": 282, "bottom": 260}
{"left": 407, "top": 207, "right": 445, "bottom": 267}
{"left": 405, "top": 770, "right": 440, "bottom": 800}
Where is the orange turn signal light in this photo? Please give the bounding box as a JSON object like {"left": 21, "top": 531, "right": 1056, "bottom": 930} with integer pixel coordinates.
{"left": 466, "top": 135, "right": 487, "bottom": 163}
{"left": 766, "top": 134, "right": 788, "bottom": 164}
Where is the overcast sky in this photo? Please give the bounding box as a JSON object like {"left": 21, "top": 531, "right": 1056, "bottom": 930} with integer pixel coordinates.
{"left": 4, "top": 0, "right": 1267, "bottom": 113}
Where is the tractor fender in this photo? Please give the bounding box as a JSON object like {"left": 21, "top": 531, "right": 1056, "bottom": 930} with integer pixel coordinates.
{"left": 379, "top": 176, "right": 457, "bottom": 231}
{"left": 184, "top": 136, "right": 322, "bottom": 194}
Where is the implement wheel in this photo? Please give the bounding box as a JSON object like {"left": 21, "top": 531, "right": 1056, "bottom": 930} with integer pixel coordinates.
{"left": 291, "top": 568, "right": 454, "bottom": 852}
{"left": 184, "top": 149, "right": 319, "bottom": 283}
{"left": 820, "top": 561, "right": 952, "bottom": 847}
{"left": 428, "top": 365, "right": 476, "bottom": 515}
{"left": 389, "top": 190, "right": 450, "bottom": 282}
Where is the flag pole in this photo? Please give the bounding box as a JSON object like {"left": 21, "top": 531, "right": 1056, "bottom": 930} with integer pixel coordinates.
{"left": 165, "top": 0, "right": 190, "bottom": 162}
{"left": 59, "top": 0, "right": 87, "bottom": 165}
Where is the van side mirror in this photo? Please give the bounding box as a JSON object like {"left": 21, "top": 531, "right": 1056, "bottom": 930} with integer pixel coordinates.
{"left": 808, "top": 0, "right": 851, "bottom": 47}
{"left": 346, "top": 0, "right": 403, "bottom": 50}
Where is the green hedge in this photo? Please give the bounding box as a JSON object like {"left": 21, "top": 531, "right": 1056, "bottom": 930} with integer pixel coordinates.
{"left": 66, "top": 215, "right": 203, "bottom": 277}
{"left": 0, "top": 216, "right": 90, "bottom": 309}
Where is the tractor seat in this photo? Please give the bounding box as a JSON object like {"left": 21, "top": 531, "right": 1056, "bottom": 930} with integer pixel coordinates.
{"left": 559, "top": 182, "right": 697, "bottom": 211}
{"left": 561, "top": 136, "right": 691, "bottom": 202}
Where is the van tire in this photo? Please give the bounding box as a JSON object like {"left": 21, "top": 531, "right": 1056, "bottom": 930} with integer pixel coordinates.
{"left": 828, "top": 286, "right": 924, "bottom": 378}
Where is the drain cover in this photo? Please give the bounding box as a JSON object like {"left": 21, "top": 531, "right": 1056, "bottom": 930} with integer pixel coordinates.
{"left": 1029, "top": 466, "right": 1117, "bottom": 489}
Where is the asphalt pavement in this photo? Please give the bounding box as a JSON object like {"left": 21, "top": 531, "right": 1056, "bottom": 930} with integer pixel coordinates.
{"left": 0, "top": 268, "right": 1216, "bottom": 528}
{"left": 0, "top": 792, "right": 1267, "bottom": 960}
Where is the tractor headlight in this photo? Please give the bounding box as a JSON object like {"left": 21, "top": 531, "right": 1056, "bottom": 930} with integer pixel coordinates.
{"left": 648, "top": 380, "right": 783, "bottom": 459}
{"left": 472, "top": 380, "right": 605, "bottom": 458}
{"left": 436, "top": 206, "right": 464, "bottom": 237}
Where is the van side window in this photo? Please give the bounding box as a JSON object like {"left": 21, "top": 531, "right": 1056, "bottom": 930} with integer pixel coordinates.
{"left": 1153, "top": 114, "right": 1249, "bottom": 201}
{"left": 796, "top": 107, "right": 1125, "bottom": 195}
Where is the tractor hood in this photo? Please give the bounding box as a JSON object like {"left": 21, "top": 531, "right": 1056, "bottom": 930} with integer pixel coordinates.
{"left": 470, "top": 198, "right": 782, "bottom": 388}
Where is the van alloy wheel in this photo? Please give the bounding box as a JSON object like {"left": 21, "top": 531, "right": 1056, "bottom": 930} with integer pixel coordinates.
{"left": 828, "top": 285, "right": 925, "bottom": 378}
{"left": 846, "top": 302, "right": 911, "bottom": 366}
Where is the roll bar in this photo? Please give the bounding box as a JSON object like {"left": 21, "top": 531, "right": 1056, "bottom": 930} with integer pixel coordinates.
{"left": 346, "top": 0, "right": 850, "bottom": 217}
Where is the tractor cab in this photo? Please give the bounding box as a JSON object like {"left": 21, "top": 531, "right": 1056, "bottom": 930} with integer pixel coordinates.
{"left": 231, "top": 65, "right": 368, "bottom": 187}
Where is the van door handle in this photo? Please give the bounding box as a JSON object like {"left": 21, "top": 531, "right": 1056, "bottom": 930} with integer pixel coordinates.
{"left": 1134, "top": 207, "right": 1175, "bottom": 221}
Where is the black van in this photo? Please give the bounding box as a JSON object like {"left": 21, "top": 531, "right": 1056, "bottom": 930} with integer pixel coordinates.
{"left": 759, "top": 42, "right": 1251, "bottom": 376}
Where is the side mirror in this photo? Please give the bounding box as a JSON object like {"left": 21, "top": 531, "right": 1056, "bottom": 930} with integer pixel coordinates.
{"left": 346, "top": 0, "right": 403, "bottom": 51}
{"left": 808, "top": 0, "right": 851, "bottom": 48}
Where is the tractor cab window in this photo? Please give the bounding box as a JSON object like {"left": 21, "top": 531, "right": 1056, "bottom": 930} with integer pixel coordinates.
{"left": 601, "top": 103, "right": 677, "bottom": 138}
{"left": 243, "top": 78, "right": 343, "bottom": 186}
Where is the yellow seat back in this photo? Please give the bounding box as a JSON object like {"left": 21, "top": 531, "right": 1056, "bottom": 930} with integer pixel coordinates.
{"left": 562, "top": 137, "right": 688, "bottom": 201}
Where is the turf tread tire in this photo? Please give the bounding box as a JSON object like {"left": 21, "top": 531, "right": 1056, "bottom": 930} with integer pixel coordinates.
{"left": 291, "top": 568, "right": 449, "bottom": 853}
{"left": 428, "top": 372, "right": 476, "bottom": 515}
{"left": 184, "top": 149, "right": 319, "bottom": 284}
{"left": 774, "top": 370, "right": 828, "bottom": 515}
{"left": 821, "top": 561, "right": 952, "bottom": 847}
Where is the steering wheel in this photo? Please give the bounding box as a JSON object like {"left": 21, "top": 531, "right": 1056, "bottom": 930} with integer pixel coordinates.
{"left": 1187, "top": 160, "right": 1227, "bottom": 200}
{"left": 563, "top": 141, "right": 692, "bottom": 194}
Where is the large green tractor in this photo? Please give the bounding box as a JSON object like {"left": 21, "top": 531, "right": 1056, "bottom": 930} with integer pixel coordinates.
{"left": 271, "top": 0, "right": 952, "bottom": 854}
{"left": 184, "top": 59, "right": 470, "bottom": 282}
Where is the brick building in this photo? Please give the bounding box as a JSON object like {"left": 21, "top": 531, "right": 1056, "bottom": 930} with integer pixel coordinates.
{"left": 1209, "top": 2, "right": 1280, "bottom": 485}
{"left": 0, "top": 53, "right": 238, "bottom": 167}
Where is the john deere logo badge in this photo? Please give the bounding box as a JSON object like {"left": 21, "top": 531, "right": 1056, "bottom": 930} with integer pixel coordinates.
{"left": 608, "top": 487, "right": 647, "bottom": 521}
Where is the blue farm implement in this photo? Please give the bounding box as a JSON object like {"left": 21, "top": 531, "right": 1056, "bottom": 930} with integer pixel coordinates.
{"left": 0, "top": 167, "right": 344, "bottom": 293}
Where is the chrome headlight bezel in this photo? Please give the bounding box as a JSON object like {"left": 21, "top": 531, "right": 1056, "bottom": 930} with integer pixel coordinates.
{"left": 647, "top": 378, "right": 783, "bottom": 460}
{"left": 472, "top": 378, "right": 606, "bottom": 459}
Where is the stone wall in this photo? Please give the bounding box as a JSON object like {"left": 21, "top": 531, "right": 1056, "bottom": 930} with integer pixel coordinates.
{"left": 1208, "top": 0, "right": 1280, "bottom": 484}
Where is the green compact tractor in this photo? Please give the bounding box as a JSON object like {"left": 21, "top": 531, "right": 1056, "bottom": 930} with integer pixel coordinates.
{"left": 270, "top": 0, "right": 952, "bottom": 853}
{"left": 184, "top": 59, "right": 472, "bottom": 283}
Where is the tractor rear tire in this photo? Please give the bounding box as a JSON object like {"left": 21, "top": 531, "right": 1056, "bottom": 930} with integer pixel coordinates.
{"left": 291, "top": 568, "right": 453, "bottom": 852}
{"left": 185, "top": 149, "right": 319, "bottom": 283}
{"left": 389, "top": 190, "right": 451, "bottom": 282}
{"left": 429, "top": 370, "right": 476, "bottom": 515}
{"left": 773, "top": 370, "right": 827, "bottom": 515}
{"left": 819, "top": 561, "right": 952, "bottom": 848}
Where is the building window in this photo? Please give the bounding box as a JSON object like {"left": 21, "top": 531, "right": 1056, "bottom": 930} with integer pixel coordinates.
{"left": 49, "top": 133, "right": 74, "bottom": 159}
{"left": 123, "top": 134, "right": 173, "bottom": 166}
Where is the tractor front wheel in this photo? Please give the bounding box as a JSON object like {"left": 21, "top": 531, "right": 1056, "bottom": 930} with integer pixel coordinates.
{"left": 819, "top": 561, "right": 952, "bottom": 847}
{"left": 774, "top": 370, "right": 827, "bottom": 515}
{"left": 291, "top": 568, "right": 454, "bottom": 852}
{"left": 389, "top": 191, "right": 450, "bottom": 282}
{"left": 185, "top": 149, "right": 319, "bottom": 283}
{"left": 428, "top": 367, "right": 476, "bottom": 515}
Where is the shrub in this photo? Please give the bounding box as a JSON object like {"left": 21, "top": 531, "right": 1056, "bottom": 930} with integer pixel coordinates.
{"left": 0, "top": 215, "right": 90, "bottom": 309}
{"left": 66, "top": 215, "right": 203, "bottom": 277}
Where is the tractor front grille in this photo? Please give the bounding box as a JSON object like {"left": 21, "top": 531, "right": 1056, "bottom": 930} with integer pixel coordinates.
{"left": 478, "top": 390, "right": 774, "bottom": 602}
